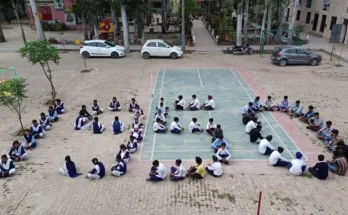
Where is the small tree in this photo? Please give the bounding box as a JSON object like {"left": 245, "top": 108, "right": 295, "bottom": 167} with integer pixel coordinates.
{"left": 19, "top": 41, "right": 60, "bottom": 103}
{"left": 0, "top": 78, "right": 28, "bottom": 132}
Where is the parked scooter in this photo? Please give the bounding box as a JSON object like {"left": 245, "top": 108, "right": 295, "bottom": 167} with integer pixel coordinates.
{"left": 231, "top": 44, "right": 253, "bottom": 55}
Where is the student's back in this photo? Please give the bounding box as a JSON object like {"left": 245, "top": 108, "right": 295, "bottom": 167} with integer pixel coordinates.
{"left": 97, "top": 162, "right": 105, "bottom": 178}
{"left": 313, "top": 162, "right": 329, "bottom": 179}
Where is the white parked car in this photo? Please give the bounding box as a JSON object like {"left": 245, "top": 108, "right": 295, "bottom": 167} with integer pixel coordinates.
{"left": 141, "top": 39, "right": 183, "bottom": 59}
{"left": 80, "top": 40, "right": 125, "bottom": 59}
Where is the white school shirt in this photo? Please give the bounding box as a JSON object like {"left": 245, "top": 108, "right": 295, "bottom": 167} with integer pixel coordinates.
{"left": 258, "top": 139, "right": 275, "bottom": 154}
{"left": 157, "top": 105, "right": 166, "bottom": 114}
{"left": 174, "top": 164, "right": 187, "bottom": 177}
{"left": 207, "top": 162, "right": 223, "bottom": 176}
{"left": 177, "top": 99, "right": 186, "bottom": 108}
{"left": 216, "top": 148, "right": 231, "bottom": 160}
{"left": 189, "top": 121, "right": 201, "bottom": 132}
{"left": 153, "top": 122, "right": 165, "bottom": 131}
{"left": 189, "top": 98, "right": 200, "bottom": 109}
{"left": 93, "top": 164, "right": 101, "bottom": 175}
{"left": 245, "top": 121, "right": 257, "bottom": 133}
{"left": 268, "top": 151, "right": 288, "bottom": 165}
{"left": 289, "top": 159, "right": 306, "bottom": 176}
{"left": 241, "top": 105, "right": 251, "bottom": 114}
{"left": 204, "top": 99, "right": 216, "bottom": 108}
{"left": 156, "top": 163, "right": 167, "bottom": 179}
{"left": 206, "top": 122, "right": 217, "bottom": 130}
{"left": 170, "top": 121, "right": 182, "bottom": 131}
{"left": 155, "top": 113, "right": 166, "bottom": 122}
{"left": 264, "top": 99, "right": 275, "bottom": 106}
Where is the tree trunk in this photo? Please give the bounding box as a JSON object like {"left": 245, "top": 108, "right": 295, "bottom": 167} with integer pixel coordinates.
{"left": 288, "top": 0, "right": 299, "bottom": 44}
{"left": 243, "top": 0, "right": 249, "bottom": 44}
{"left": 141, "top": 26, "right": 145, "bottom": 44}
{"left": 260, "top": 0, "right": 268, "bottom": 45}
{"left": 236, "top": 1, "right": 243, "bottom": 46}
{"left": 161, "top": 0, "right": 167, "bottom": 33}
{"left": 111, "top": 7, "right": 118, "bottom": 44}
{"left": 93, "top": 22, "right": 99, "bottom": 39}
{"left": 121, "top": 5, "right": 130, "bottom": 52}
{"left": 11, "top": 1, "right": 27, "bottom": 44}
{"left": 29, "top": 0, "right": 44, "bottom": 40}
{"left": 266, "top": 5, "right": 272, "bottom": 44}
{"left": 82, "top": 18, "right": 88, "bottom": 40}
{"left": 18, "top": 112, "right": 24, "bottom": 132}
{"left": 0, "top": 23, "right": 5, "bottom": 42}
{"left": 41, "top": 63, "right": 56, "bottom": 102}
{"left": 181, "top": 0, "right": 185, "bottom": 51}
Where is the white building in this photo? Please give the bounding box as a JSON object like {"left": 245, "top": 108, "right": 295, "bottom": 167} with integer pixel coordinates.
{"left": 291, "top": 0, "right": 348, "bottom": 44}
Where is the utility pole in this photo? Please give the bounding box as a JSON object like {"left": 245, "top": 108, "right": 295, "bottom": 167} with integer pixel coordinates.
{"left": 182, "top": 0, "right": 185, "bottom": 51}
{"left": 29, "top": 0, "right": 44, "bottom": 40}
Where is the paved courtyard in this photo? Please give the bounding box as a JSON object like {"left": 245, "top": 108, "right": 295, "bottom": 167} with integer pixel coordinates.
{"left": 1, "top": 51, "right": 348, "bottom": 215}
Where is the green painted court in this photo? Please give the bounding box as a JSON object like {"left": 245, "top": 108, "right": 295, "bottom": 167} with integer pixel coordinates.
{"left": 139, "top": 69, "right": 303, "bottom": 161}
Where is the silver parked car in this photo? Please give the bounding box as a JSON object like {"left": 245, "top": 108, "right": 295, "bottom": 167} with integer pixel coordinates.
{"left": 270, "top": 46, "right": 322, "bottom": 67}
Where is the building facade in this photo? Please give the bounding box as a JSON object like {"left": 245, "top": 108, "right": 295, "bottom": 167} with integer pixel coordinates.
{"left": 292, "top": 0, "right": 348, "bottom": 44}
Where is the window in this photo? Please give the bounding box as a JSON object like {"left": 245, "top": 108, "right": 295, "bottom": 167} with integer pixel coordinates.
{"left": 287, "top": 8, "right": 290, "bottom": 21}
{"left": 306, "top": 12, "right": 311, "bottom": 24}
{"left": 296, "top": 49, "right": 308, "bottom": 54}
{"left": 96, "top": 43, "right": 107, "bottom": 48}
{"left": 164, "top": 40, "right": 174, "bottom": 47}
{"left": 330, "top": 16, "right": 337, "bottom": 30}
{"left": 104, "top": 41, "right": 116, "bottom": 47}
{"left": 86, "top": 42, "right": 97, "bottom": 47}
{"left": 306, "top": 0, "right": 312, "bottom": 8}
{"left": 158, "top": 42, "right": 167, "bottom": 48}
{"left": 296, "top": 10, "right": 301, "bottom": 21}
{"left": 285, "top": 49, "right": 297, "bottom": 54}
{"left": 146, "top": 42, "right": 157, "bottom": 47}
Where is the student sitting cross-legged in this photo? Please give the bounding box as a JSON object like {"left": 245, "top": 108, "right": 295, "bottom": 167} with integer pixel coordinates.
{"left": 133, "top": 106, "right": 145, "bottom": 122}
{"left": 59, "top": 155, "right": 82, "bottom": 178}
{"left": 117, "top": 144, "right": 130, "bottom": 164}
{"left": 327, "top": 150, "right": 348, "bottom": 176}
{"left": 279, "top": 96, "right": 290, "bottom": 112}
{"left": 80, "top": 105, "right": 93, "bottom": 121}
{"left": 170, "top": 159, "right": 186, "bottom": 181}
{"left": 201, "top": 95, "right": 215, "bottom": 110}
{"left": 258, "top": 135, "right": 275, "bottom": 155}
{"left": 326, "top": 129, "right": 343, "bottom": 152}
{"left": 211, "top": 136, "right": 230, "bottom": 152}
{"left": 159, "top": 97, "right": 169, "bottom": 110}
{"left": 54, "top": 99, "right": 65, "bottom": 114}
{"left": 74, "top": 113, "right": 91, "bottom": 131}
{"left": 129, "top": 98, "right": 139, "bottom": 113}
{"left": 86, "top": 158, "right": 105, "bottom": 180}
{"left": 288, "top": 152, "right": 307, "bottom": 176}
{"left": 288, "top": 100, "right": 303, "bottom": 118}
{"left": 187, "top": 157, "right": 206, "bottom": 179}
{"left": 155, "top": 109, "right": 166, "bottom": 125}
{"left": 109, "top": 97, "right": 121, "bottom": 112}
{"left": 268, "top": 147, "right": 290, "bottom": 167}
{"left": 306, "top": 112, "right": 323, "bottom": 132}
{"left": 262, "top": 96, "right": 279, "bottom": 111}
{"left": 9, "top": 140, "right": 28, "bottom": 161}
{"left": 146, "top": 160, "right": 167, "bottom": 182}
{"left": 242, "top": 109, "right": 254, "bottom": 125}
{"left": 92, "top": 117, "right": 105, "bottom": 134}
{"left": 206, "top": 155, "right": 223, "bottom": 177}
{"left": 153, "top": 118, "right": 168, "bottom": 133}
{"left": 157, "top": 102, "right": 168, "bottom": 117}
{"left": 47, "top": 106, "right": 59, "bottom": 122}
{"left": 23, "top": 129, "right": 37, "bottom": 149}
{"left": 308, "top": 154, "right": 328, "bottom": 180}
{"left": 111, "top": 155, "right": 127, "bottom": 177}
{"left": 316, "top": 121, "right": 334, "bottom": 143}
{"left": 188, "top": 95, "right": 200, "bottom": 111}
{"left": 170, "top": 117, "right": 184, "bottom": 134}
{"left": 0, "top": 155, "right": 15, "bottom": 178}
{"left": 245, "top": 118, "right": 260, "bottom": 134}
{"left": 31, "top": 119, "right": 45, "bottom": 138}
{"left": 189, "top": 118, "right": 203, "bottom": 133}
{"left": 206, "top": 118, "right": 216, "bottom": 136}
{"left": 40, "top": 112, "right": 52, "bottom": 131}
{"left": 91, "top": 99, "right": 104, "bottom": 116}
{"left": 212, "top": 124, "right": 223, "bottom": 142}
{"left": 242, "top": 102, "right": 254, "bottom": 115}
{"left": 127, "top": 135, "right": 138, "bottom": 153}
{"left": 250, "top": 125, "right": 264, "bottom": 144}
{"left": 216, "top": 143, "right": 231, "bottom": 164}
{"left": 299, "top": 105, "right": 314, "bottom": 123}
{"left": 112, "top": 116, "right": 125, "bottom": 135}
{"left": 132, "top": 117, "right": 144, "bottom": 132}
{"left": 173, "top": 95, "right": 186, "bottom": 110}
{"left": 131, "top": 126, "right": 143, "bottom": 141}
{"left": 252, "top": 96, "right": 263, "bottom": 112}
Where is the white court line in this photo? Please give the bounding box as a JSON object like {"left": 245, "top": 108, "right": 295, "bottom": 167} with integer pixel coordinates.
{"left": 149, "top": 150, "right": 260, "bottom": 152}
{"left": 232, "top": 68, "right": 308, "bottom": 161}
{"left": 159, "top": 96, "right": 250, "bottom": 99}
{"left": 150, "top": 71, "right": 153, "bottom": 97}
{"left": 141, "top": 159, "right": 270, "bottom": 161}
{"left": 138, "top": 69, "right": 160, "bottom": 161}
{"left": 150, "top": 69, "right": 166, "bottom": 160}
{"left": 208, "top": 111, "right": 212, "bottom": 118}
{"left": 229, "top": 69, "right": 295, "bottom": 160}
{"left": 197, "top": 69, "right": 203, "bottom": 87}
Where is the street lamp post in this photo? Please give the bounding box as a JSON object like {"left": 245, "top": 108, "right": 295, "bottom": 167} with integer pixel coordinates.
{"left": 182, "top": 0, "right": 186, "bottom": 51}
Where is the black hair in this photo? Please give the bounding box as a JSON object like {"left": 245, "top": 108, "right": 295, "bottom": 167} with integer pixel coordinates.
{"left": 266, "top": 135, "right": 273, "bottom": 141}
{"left": 40, "top": 112, "right": 45, "bottom": 116}
{"left": 314, "top": 112, "right": 319, "bottom": 116}
{"left": 217, "top": 124, "right": 221, "bottom": 128}
{"left": 92, "top": 158, "right": 98, "bottom": 164}
{"left": 32, "top": 119, "right": 38, "bottom": 124}
{"left": 256, "top": 96, "right": 260, "bottom": 100}
{"left": 195, "top": 156, "right": 202, "bottom": 164}
{"left": 160, "top": 97, "right": 164, "bottom": 100}
{"left": 174, "top": 117, "right": 179, "bottom": 121}
{"left": 65, "top": 155, "right": 71, "bottom": 162}
{"left": 176, "top": 159, "right": 182, "bottom": 165}
{"left": 56, "top": 99, "right": 61, "bottom": 102}
{"left": 326, "top": 121, "right": 332, "bottom": 125}
{"left": 130, "top": 135, "right": 135, "bottom": 139}
{"left": 296, "top": 100, "right": 300, "bottom": 104}
{"left": 192, "top": 95, "right": 196, "bottom": 98}
{"left": 219, "top": 135, "right": 224, "bottom": 139}
{"left": 156, "top": 118, "right": 161, "bottom": 122}
{"left": 1, "top": 154, "right": 7, "bottom": 159}
{"left": 221, "top": 143, "right": 226, "bottom": 147}
{"left": 257, "top": 125, "right": 262, "bottom": 130}
{"left": 248, "top": 102, "right": 253, "bottom": 106}
{"left": 115, "top": 116, "right": 119, "bottom": 120}
{"left": 318, "top": 154, "right": 325, "bottom": 161}
{"left": 113, "top": 97, "right": 116, "bottom": 99}
{"left": 94, "top": 117, "right": 98, "bottom": 121}
{"left": 49, "top": 106, "right": 53, "bottom": 109}
{"left": 94, "top": 99, "right": 97, "bottom": 102}
{"left": 120, "top": 144, "right": 126, "bottom": 149}
{"left": 160, "top": 102, "right": 164, "bottom": 106}
{"left": 152, "top": 160, "right": 159, "bottom": 166}
{"left": 192, "top": 117, "right": 197, "bottom": 122}
{"left": 178, "top": 95, "right": 183, "bottom": 99}
{"left": 131, "top": 98, "right": 135, "bottom": 101}
{"left": 332, "top": 129, "right": 339, "bottom": 135}
{"left": 212, "top": 155, "right": 218, "bottom": 162}
{"left": 284, "top": 96, "right": 288, "bottom": 99}
{"left": 308, "top": 105, "right": 314, "bottom": 110}
{"left": 13, "top": 140, "right": 20, "bottom": 146}
{"left": 82, "top": 105, "right": 86, "bottom": 108}
{"left": 209, "top": 118, "right": 214, "bottom": 122}
{"left": 277, "top": 147, "right": 284, "bottom": 153}
{"left": 268, "top": 95, "right": 271, "bottom": 99}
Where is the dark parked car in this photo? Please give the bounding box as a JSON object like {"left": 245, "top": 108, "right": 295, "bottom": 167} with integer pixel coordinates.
{"left": 271, "top": 46, "right": 322, "bottom": 67}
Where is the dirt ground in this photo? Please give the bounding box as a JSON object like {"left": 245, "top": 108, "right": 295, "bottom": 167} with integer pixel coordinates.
{"left": 0, "top": 51, "right": 348, "bottom": 215}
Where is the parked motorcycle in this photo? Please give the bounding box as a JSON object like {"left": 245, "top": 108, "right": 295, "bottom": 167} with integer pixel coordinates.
{"left": 231, "top": 44, "right": 253, "bottom": 55}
